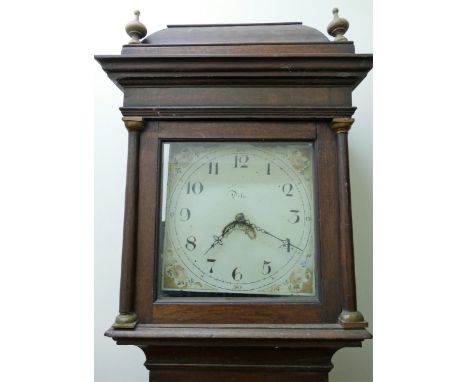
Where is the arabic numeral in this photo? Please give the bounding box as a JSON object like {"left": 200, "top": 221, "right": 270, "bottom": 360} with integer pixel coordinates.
{"left": 185, "top": 236, "right": 197, "bottom": 251}
{"left": 232, "top": 267, "right": 243, "bottom": 281}
{"left": 208, "top": 162, "right": 219, "bottom": 175}
{"left": 207, "top": 259, "right": 216, "bottom": 273}
{"left": 289, "top": 210, "right": 300, "bottom": 224}
{"left": 284, "top": 238, "right": 292, "bottom": 253}
{"left": 179, "top": 208, "right": 191, "bottom": 221}
{"left": 267, "top": 162, "right": 271, "bottom": 175}
{"left": 282, "top": 183, "right": 293, "bottom": 196}
{"left": 186, "top": 181, "right": 203, "bottom": 195}
{"left": 262, "top": 260, "right": 272, "bottom": 275}
{"left": 234, "top": 154, "right": 249, "bottom": 168}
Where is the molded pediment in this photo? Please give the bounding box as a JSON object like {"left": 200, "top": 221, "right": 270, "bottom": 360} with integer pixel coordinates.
{"left": 142, "top": 22, "right": 330, "bottom": 45}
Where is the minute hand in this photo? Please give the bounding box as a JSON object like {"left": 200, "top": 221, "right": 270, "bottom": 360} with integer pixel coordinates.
{"left": 251, "top": 224, "right": 303, "bottom": 252}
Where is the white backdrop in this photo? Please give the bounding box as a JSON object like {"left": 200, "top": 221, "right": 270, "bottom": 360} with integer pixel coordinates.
{"left": 94, "top": 1, "right": 373, "bottom": 381}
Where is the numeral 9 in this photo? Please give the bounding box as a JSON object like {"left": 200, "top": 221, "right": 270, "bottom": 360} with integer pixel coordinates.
{"left": 179, "top": 208, "right": 191, "bottom": 221}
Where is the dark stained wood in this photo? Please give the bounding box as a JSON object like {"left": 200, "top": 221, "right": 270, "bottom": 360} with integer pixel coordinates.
{"left": 94, "top": 54, "right": 373, "bottom": 91}
{"left": 118, "top": 130, "right": 140, "bottom": 314}
{"left": 152, "top": 302, "right": 321, "bottom": 324}
{"left": 120, "top": 106, "right": 357, "bottom": 120}
{"left": 134, "top": 126, "right": 159, "bottom": 323}
{"left": 148, "top": 370, "right": 329, "bottom": 382}
{"left": 106, "top": 324, "right": 372, "bottom": 341}
{"left": 106, "top": 325, "right": 369, "bottom": 382}
{"left": 155, "top": 120, "right": 317, "bottom": 140}
{"left": 149, "top": 370, "right": 329, "bottom": 382}
{"left": 107, "top": 325, "right": 369, "bottom": 381}
{"left": 123, "top": 87, "right": 351, "bottom": 108}
{"left": 96, "top": 20, "right": 372, "bottom": 382}
{"left": 336, "top": 132, "right": 357, "bottom": 311}
{"left": 121, "top": 42, "right": 355, "bottom": 56}
{"left": 142, "top": 22, "right": 330, "bottom": 45}
{"left": 314, "top": 122, "right": 341, "bottom": 322}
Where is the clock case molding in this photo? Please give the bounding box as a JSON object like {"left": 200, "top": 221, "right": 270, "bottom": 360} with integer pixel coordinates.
{"left": 96, "top": 16, "right": 372, "bottom": 382}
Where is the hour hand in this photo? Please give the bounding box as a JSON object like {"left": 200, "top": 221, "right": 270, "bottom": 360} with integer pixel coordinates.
{"left": 203, "top": 213, "right": 257, "bottom": 256}
{"left": 202, "top": 223, "right": 236, "bottom": 256}
{"left": 221, "top": 213, "right": 256, "bottom": 240}
{"left": 221, "top": 221, "right": 237, "bottom": 238}
{"left": 202, "top": 234, "right": 224, "bottom": 256}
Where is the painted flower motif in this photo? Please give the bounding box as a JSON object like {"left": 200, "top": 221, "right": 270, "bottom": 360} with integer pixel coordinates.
{"left": 166, "top": 263, "right": 189, "bottom": 288}
{"left": 288, "top": 267, "right": 312, "bottom": 293}
{"left": 173, "top": 148, "right": 195, "bottom": 166}
{"left": 288, "top": 148, "right": 310, "bottom": 173}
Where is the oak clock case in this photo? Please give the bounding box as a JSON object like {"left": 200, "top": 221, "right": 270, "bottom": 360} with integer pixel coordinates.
{"left": 96, "top": 10, "right": 372, "bottom": 382}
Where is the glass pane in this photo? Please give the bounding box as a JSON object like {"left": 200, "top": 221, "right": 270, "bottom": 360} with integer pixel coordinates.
{"left": 158, "top": 142, "right": 317, "bottom": 299}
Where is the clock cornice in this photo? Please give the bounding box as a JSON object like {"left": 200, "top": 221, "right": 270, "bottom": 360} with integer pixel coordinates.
{"left": 95, "top": 54, "right": 372, "bottom": 91}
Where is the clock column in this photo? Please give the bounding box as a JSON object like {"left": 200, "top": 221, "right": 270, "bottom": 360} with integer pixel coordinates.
{"left": 330, "top": 117, "right": 368, "bottom": 329}
{"left": 112, "top": 116, "right": 144, "bottom": 329}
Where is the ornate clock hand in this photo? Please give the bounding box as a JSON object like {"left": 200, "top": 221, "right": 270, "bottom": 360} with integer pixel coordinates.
{"left": 202, "top": 221, "right": 237, "bottom": 256}
{"left": 222, "top": 213, "right": 256, "bottom": 240}
{"left": 202, "top": 234, "right": 224, "bottom": 256}
{"left": 250, "top": 224, "right": 303, "bottom": 252}
{"left": 203, "top": 213, "right": 258, "bottom": 256}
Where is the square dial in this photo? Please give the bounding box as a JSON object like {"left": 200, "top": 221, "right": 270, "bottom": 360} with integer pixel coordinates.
{"left": 159, "top": 142, "right": 317, "bottom": 297}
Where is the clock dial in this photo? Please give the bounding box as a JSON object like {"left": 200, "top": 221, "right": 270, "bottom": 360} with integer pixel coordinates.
{"left": 159, "top": 142, "right": 317, "bottom": 297}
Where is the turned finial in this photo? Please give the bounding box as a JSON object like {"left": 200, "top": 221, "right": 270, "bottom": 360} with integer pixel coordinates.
{"left": 327, "top": 8, "right": 350, "bottom": 42}
{"left": 125, "top": 10, "right": 147, "bottom": 44}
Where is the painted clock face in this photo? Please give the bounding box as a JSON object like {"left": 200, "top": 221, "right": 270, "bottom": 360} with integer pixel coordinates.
{"left": 159, "top": 142, "right": 317, "bottom": 297}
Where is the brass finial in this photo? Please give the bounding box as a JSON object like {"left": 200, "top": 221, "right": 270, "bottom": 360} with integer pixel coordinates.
{"left": 327, "top": 8, "right": 350, "bottom": 42}
{"left": 125, "top": 10, "right": 147, "bottom": 44}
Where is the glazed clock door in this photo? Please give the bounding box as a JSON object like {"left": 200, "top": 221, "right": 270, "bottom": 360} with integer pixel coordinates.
{"left": 136, "top": 120, "right": 342, "bottom": 324}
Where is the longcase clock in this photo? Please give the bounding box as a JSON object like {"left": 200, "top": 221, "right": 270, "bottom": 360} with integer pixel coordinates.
{"left": 96, "top": 8, "right": 373, "bottom": 382}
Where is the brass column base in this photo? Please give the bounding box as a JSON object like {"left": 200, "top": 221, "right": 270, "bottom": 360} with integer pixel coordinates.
{"left": 338, "top": 310, "right": 368, "bottom": 329}
{"left": 113, "top": 312, "right": 138, "bottom": 329}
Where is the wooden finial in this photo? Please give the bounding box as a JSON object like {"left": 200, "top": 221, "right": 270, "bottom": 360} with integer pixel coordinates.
{"left": 327, "top": 8, "right": 350, "bottom": 42}
{"left": 125, "top": 10, "right": 147, "bottom": 44}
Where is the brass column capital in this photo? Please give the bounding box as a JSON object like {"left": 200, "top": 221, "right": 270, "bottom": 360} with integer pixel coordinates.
{"left": 122, "top": 116, "right": 144, "bottom": 132}
{"left": 330, "top": 117, "right": 354, "bottom": 134}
